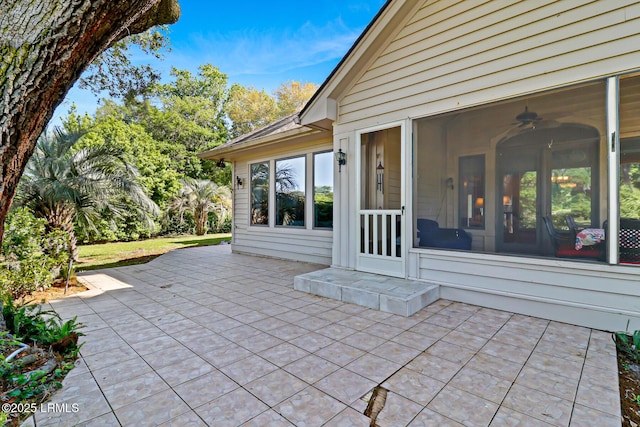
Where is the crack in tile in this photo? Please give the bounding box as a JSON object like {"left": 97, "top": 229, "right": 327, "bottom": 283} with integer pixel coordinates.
{"left": 364, "top": 385, "right": 388, "bottom": 426}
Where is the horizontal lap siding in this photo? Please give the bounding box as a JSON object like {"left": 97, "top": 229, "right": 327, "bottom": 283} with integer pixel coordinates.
{"left": 338, "top": 0, "right": 640, "bottom": 127}
{"left": 233, "top": 162, "right": 249, "bottom": 240}
{"left": 233, "top": 230, "right": 332, "bottom": 264}
{"left": 414, "top": 251, "right": 640, "bottom": 330}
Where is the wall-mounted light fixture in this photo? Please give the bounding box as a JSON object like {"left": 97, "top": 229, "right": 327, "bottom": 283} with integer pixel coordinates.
{"left": 376, "top": 161, "right": 384, "bottom": 193}
{"left": 236, "top": 176, "right": 243, "bottom": 188}
{"left": 335, "top": 149, "right": 346, "bottom": 172}
{"left": 216, "top": 158, "right": 226, "bottom": 168}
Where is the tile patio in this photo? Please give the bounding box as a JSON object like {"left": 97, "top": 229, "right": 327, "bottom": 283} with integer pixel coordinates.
{"left": 25, "top": 245, "right": 620, "bottom": 426}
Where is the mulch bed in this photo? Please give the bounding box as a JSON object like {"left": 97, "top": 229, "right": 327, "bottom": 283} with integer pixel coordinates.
{"left": 619, "top": 345, "right": 640, "bottom": 426}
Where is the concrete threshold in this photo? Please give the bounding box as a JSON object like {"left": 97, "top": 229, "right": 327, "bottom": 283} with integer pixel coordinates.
{"left": 293, "top": 268, "right": 439, "bottom": 317}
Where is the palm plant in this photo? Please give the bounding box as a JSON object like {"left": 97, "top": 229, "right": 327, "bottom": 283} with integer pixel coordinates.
{"left": 16, "top": 127, "right": 159, "bottom": 260}
{"left": 169, "top": 178, "right": 231, "bottom": 235}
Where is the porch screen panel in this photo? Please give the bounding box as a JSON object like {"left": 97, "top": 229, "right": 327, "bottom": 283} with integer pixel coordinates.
{"left": 414, "top": 79, "right": 605, "bottom": 260}
{"left": 619, "top": 75, "right": 640, "bottom": 264}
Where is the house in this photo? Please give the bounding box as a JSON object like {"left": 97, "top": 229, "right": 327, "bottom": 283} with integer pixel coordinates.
{"left": 200, "top": 0, "right": 640, "bottom": 331}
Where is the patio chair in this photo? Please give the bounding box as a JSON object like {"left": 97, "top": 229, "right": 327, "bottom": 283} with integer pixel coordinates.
{"left": 565, "top": 215, "right": 579, "bottom": 238}
{"left": 620, "top": 218, "right": 640, "bottom": 263}
{"left": 543, "top": 216, "right": 602, "bottom": 260}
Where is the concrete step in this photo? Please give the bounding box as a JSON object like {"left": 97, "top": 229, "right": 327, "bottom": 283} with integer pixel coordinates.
{"left": 293, "top": 268, "right": 440, "bottom": 317}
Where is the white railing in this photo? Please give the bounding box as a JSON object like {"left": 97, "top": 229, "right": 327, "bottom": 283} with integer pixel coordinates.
{"left": 360, "top": 209, "right": 402, "bottom": 257}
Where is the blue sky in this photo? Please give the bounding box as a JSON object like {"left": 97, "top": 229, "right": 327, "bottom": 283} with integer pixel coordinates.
{"left": 53, "top": 0, "right": 387, "bottom": 125}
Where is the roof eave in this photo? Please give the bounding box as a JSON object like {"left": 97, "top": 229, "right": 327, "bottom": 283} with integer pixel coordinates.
{"left": 198, "top": 125, "right": 324, "bottom": 161}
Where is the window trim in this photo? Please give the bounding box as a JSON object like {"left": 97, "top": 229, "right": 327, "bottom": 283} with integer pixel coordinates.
{"left": 275, "top": 155, "right": 307, "bottom": 228}
{"left": 249, "top": 161, "right": 270, "bottom": 227}
{"left": 313, "top": 150, "right": 334, "bottom": 230}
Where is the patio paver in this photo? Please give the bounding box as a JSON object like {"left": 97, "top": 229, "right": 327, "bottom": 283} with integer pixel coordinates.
{"left": 26, "top": 245, "right": 621, "bottom": 426}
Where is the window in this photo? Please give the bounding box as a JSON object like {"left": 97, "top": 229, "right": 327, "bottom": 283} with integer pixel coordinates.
{"left": 314, "top": 152, "right": 333, "bottom": 228}
{"left": 275, "top": 156, "right": 305, "bottom": 227}
{"left": 251, "top": 151, "right": 333, "bottom": 229}
{"left": 250, "top": 162, "right": 269, "bottom": 225}
{"left": 459, "top": 155, "right": 485, "bottom": 229}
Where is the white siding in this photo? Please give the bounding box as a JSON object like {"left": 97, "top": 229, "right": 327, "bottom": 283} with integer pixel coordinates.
{"left": 327, "top": 0, "right": 640, "bottom": 329}
{"left": 337, "top": 0, "right": 640, "bottom": 129}
{"left": 409, "top": 249, "right": 640, "bottom": 331}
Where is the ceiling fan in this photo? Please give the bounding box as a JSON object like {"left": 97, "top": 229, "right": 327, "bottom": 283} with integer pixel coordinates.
{"left": 513, "top": 106, "right": 543, "bottom": 127}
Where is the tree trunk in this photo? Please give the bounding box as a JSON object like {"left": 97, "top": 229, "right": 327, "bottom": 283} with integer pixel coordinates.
{"left": 0, "top": 0, "right": 180, "bottom": 244}
{"left": 44, "top": 203, "right": 79, "bottom": 262}
{"left": 195, "top": 208, "right": 207, "bottom": 236}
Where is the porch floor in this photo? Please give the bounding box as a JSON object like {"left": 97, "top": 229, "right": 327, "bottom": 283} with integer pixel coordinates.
{"left": 294, "top": 268, "right": 439, "bottom": 316}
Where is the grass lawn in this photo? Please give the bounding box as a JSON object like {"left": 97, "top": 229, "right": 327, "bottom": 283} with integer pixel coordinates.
{"left": 76, "top": 233, "right": 231, "bottom": 271}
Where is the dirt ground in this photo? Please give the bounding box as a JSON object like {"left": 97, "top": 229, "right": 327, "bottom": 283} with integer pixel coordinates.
{"left": 26, "top": 278, "right": 88, "bottom": 305}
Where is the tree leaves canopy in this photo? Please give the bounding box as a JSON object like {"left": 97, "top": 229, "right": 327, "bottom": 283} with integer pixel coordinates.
{"left": 0, "top": 0, "right": 180, "bottom": 243}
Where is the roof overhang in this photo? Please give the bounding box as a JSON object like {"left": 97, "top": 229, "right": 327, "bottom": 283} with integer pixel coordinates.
{"left": 198, "top": 125, "right": 329, "bottom": 162}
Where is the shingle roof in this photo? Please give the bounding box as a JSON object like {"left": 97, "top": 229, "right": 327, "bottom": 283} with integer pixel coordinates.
{"left": 218, "top": 112, "right": 301, "bottom": 149}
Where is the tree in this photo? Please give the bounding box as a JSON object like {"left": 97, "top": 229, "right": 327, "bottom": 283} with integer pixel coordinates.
{"left": 168, "top": 178, "right": 231, "bottom": 235}
{"left": 274, "top": 81, "right": 318, "bottom": 116}
{"left": 226, "top": 81, "right": 318, "bottom": 139}
{"left": 69, "top": 109, "right": 182, "bottom": 207}
{"left": 128, "top": 65, "right": 230, "bottom": 182}
{"left": 227, "top": 85, "right": 277, "bottom": 139}
{"left": 79, "top": 29, "right": 172, "bottom": 100}
{"left": 16, "top": 128, "right": 159, "bottom": 260}
{"left": 0, "top": 0, "right": 180, "bottom": 244}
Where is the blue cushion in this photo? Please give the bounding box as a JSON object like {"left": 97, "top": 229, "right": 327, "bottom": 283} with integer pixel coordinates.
{"left": 417, "top": 219, "right": 472, "bottom": 250}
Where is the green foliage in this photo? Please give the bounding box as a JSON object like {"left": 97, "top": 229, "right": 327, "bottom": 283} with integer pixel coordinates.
{"left": 550, "top": 167, "right": 593, "bottom": 227}
{"left": 314, "top": 190, "right": 334, "bottom": 228}
{"left": 227, "top": 84, "right": 277, "bottom": 138}
{"left": 147, "top": 64, "right": 229, "bottom": 155}
{"left": 51, "top": 66, "right": 319, "bottom": 244}
{"left": 614, "top": 330, "right": 640, "bottom": 364}
{"left": 167, "top": 179, "right": 231, "bottom": 235}
{"left": 0, "top": 208, "right": 70, "bottom": 298}
{"left": 2, "top": 296, "right": 84, "bottom": 348}
{"left": 79, "top": 27, "right": 171, "bottom": 99}
{"left": 0, "top": 300, "right": 81, "bottom": 420}
{"left": 620, "top": 185, "right": 640, "bottom": 219}
{"left": 227, "top": 81, "right": 318, "bottom": 139}
{"left": 273, "top": 81, "right": 317, "bottom": 116}
{"left": 17, "top": 127, "right": 159, "bottom": 251}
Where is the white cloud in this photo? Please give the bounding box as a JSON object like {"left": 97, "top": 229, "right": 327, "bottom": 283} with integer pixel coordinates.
{"left": 173, "top": 18, "right": 362, "bottom": 79}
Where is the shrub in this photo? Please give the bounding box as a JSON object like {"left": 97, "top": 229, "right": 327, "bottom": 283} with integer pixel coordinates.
{"left": 0, "top": 208, "right": 70, "bottom": 298}
{"left": 2, "top": 296, "right": 84, "bottom": 349}
{"left": 615, "top": 330, "right": 640, "bottom": 364}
